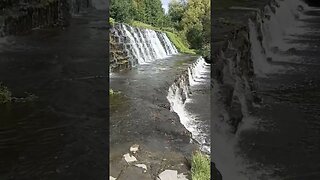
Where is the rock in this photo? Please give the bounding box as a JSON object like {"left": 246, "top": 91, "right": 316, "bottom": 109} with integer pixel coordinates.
{"left": 177, "top": 173, "right": 188, "bottom": 180}
{"left": 134, "top": 164, "right": 147, "bottom": 172}
{"left": 110, "top": 176, "right": 116, "bottom": 180}
{"left": 123, "top": 153, "right": 137, "bottom": 163}
{"left": 130, "top": 144, "right": 139, "bottom": 153}
{"left": 117, "top": 166, "right": 152, "bottom": 180}
{"left": 158, "top": 170, "right": 178, "bottom": 180}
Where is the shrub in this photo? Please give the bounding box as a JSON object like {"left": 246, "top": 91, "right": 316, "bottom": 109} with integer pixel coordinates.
{"left": 191, "top": 151, "right": 210, "bottom": 180}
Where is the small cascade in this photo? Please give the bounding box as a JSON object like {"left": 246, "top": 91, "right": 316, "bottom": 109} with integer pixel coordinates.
{"left": 111, "top": 23, "right": 178, "bottom": 67}
{"left": 167, "top": 57, "right": 211, "bottom": 153}
{"left": 248, "top": 0, "right": 310, "bottom": 76}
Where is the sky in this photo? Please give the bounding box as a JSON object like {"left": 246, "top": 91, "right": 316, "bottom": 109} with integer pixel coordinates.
{"left": 161, "top": 0, "right": 170, "bottom": 14}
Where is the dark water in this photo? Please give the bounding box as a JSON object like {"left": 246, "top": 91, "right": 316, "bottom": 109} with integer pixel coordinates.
{"left": 110, "top": 55, "right": 197, "bottom": 145}
{"left": 109, "top": 54, "right": 200, "bottom": 177}
{"left": 109, "top": 54, "right": 211, "bottom": 157}
{"left": 0, "top": 10, "right": 108, "bottom": 179}
{"left": 236, "top": 6, "right": 320, "bottom": 180}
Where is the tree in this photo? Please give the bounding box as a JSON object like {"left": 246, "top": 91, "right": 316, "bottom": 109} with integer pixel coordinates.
{"left": 168, "top": 0, "right": 187, "bottom": 30}
{"left": 110, "top": 0, "right": 134, "bottom": 23}
{"left": 181, "top": 0, "right": 210, "bottom": 49}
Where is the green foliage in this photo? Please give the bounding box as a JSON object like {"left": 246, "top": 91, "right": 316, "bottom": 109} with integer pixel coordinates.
{"left": 110, "top": 0, "right": 134, "bottom": 23}
{"left": 181, "top": 0, "right": 210, "bottom": 50}
{"left": 196, "top": 43, "right": 210, "bottom": 59}
{"left": 109, "top": 17, "right": 115, "bottom": 26}
{"left": 165, "top": 31, "right": 195, "bottom": 54}
{"left": 168, "top": 0, "right": 187, "bottom": 31}
{"left": 110, "top": 0, "right": 210, "bottom": 56}
{"left": 130, "top": 20, "right": 158, "bottom": 31}
{"left": 191, "top": 151, "right": 210, "bottom": 180}
{"left": 111, "top": 0, "right": 167, "bottom": 27}
{"left": 0, "top": 82, "right": 12, "bottom": 104}
{"left": 168, "top": 0, "right": 210, "bottom": 53}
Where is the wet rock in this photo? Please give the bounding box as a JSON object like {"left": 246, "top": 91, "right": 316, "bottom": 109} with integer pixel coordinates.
{"left": 158, "top": 170, "right": 178, "bottom": 180}
{"left": 130, "top": 144, "right": 139, "bottom": 154}
{"left": 177, "top": 173, "right": 188, "bottom": 180}
{"left": 123, "top": 153, "right": 137, "bottom": 163}
{"left": 135, "top": 164, "right": 147, "bottom": 172}
{"left": 109, "top": 176, "right": 116, "bottom": 180}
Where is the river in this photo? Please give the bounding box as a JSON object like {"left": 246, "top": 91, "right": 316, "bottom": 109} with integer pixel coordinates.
{"left": 0, "top": 10, "right": 108, "bottom": 179}
{"left": 213, "top": 0, "right": 320, "bottom": 179}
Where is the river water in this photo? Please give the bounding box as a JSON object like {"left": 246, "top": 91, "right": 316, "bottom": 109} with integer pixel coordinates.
{"left": 0, "top": 10, "right": 108, "bottom": 179}
{"left": 214, "top": 0, "right": 320, "bottom": 179}
{"left": 110, "top": 54, "right": 211, "bottom": 153}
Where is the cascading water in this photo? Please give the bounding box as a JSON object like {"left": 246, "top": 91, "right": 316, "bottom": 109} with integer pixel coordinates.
{"left": 112, "top": 23, "right": 178, "bottom": 66}
{"left": 214, "top": 0, "right": 318, "bottom": 179}
{"left": 248, "top": 0, "right": 309, "bottom": 76}
{"left": 167, "top": 57, "right": 211, "bottom": 153}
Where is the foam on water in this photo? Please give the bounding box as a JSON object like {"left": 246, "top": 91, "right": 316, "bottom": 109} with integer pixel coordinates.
{"left": 215, "top": 0, "right": 315, "bottom": 179}
{"left": 249, "top": 0, "right": 310, "bottom": 76}
{"left": 167, "top": 57, "right": 211, "bottom": 153}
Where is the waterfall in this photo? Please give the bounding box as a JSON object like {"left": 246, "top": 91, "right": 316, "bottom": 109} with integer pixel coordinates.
{"left": 248, "top": 0, "right": 309, "bottom": 76}
{"left": 167, "top": 57, "right": 211, "bottom": 153}
{"left": 111, "top": 23, "right": 178, "bottom": 66}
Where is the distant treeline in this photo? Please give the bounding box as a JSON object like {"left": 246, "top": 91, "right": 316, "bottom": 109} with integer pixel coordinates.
{"left": 110, "top": 0, "right": 210, "bottom": 55}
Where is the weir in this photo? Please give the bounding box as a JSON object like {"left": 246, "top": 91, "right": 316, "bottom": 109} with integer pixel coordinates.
{"left": 110, "top": 23, "right": 178, "bottom": 71}
{"left": 213, "top": 0, "right": 320, "bottom": 179}
{"left": 167, "top": 57, "right": 211, "bottom": 153}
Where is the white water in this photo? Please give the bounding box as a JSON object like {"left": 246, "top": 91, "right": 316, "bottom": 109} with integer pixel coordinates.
{"left": 112, "top": 23, "right": 178, "bottom": 66}
{"left": 215, "top": 0, "right": 315, "bottom": 179}
{"left": 249, "top": 0, "right": 310, "bottom": 76}
{"left": 167, "top": 57, "right": 211, "bottom": 153}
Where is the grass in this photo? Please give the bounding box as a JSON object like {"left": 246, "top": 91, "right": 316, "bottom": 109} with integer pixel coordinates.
{"left": 165, "top": 31, "right": 195, "bottom": 54}
{"left": 0, "top": 82, "right": 12, "bottom": 104}
{"left": 109, "top": 17, "right": 115, "bottom": 26}
{"left": 128, "top": 20, "right": 196, "bottom": 55}
{"left": 191, "top": 151, "right": 210, "bottom": 180}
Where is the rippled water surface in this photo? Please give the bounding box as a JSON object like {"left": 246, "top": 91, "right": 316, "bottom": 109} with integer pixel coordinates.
{"left": 0, "top": 10, "right": 108, "bottom": 179}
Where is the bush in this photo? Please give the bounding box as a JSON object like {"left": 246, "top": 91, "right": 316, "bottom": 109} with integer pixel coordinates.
{"left": 0, "top": 83, "right": 12, "bottom": 104}
{"left": 191, "top": 151, "right": 210, "bottom": 180}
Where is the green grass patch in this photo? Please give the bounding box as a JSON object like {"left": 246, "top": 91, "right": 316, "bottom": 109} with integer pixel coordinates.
{"left": 109, "top": 17, "right": 115, "bottom": 26}
{"left": 191, "top": 151, "right": 210, "bottom": 180}
{"left": 0, "top": 83, "right": 12, "bottom": 104}
{"left": 164, "top": 31, "right": 196, "bottom": 54}
{"left": 129, "top": 20, "right": 160, "bottom": 31}
{"left": 128, "top": 20, "right": 195, "bottom": 55}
